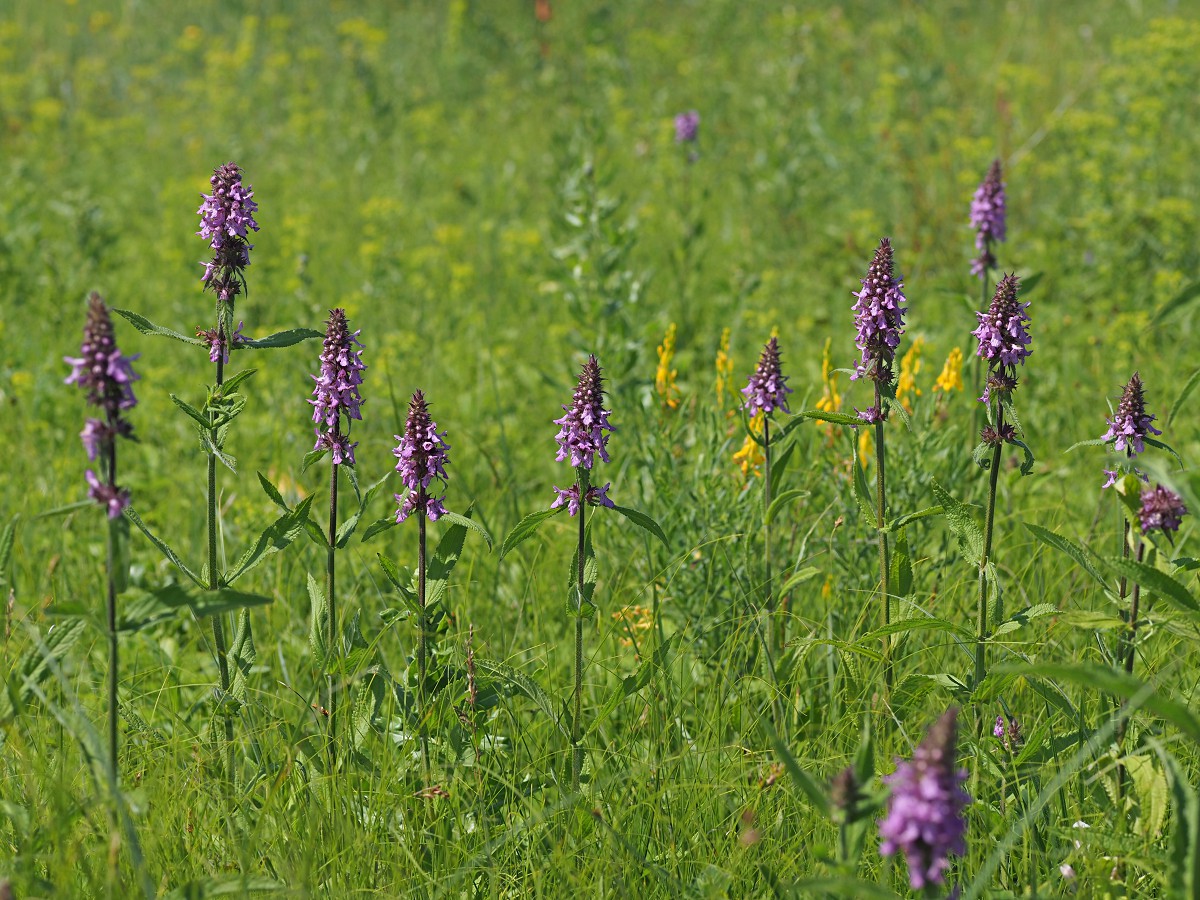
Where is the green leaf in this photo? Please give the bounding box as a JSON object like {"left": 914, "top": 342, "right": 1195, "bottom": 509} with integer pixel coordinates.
{"left": 1064, "top": 437, "right": 1109, "bottom": 453}
{"left": 336, "top": 472, "right": 390, "bottom": 549}
{"left": 765, "top": 489, "right": 808, "bottom": 526}
{"left": 566, "top": 524, "right": 598, "bottom": 619}
{"left": 778, "top": 566, "right": 820, "bottom": 595}
{"left": 1150, "top": 280, "right": 1200, "bottom": 328}
{"left": 609, "top": 505, "right": 669, "bottom": 550}
{"left": 307, "top": 574, "right": 328, "bottom": 670}
{"left": 360, "top": 515, "right": 397, "bottom": 543}
{"left": 851, "top": 441, "right": 875, "bottom": 527}
{"left": 111, "top": 308, "right": 204, "bottom": 345}
{"left": 931, "top": 479, "right": 983, "bottom": 565}
{"left": 1024, "top": 522, "right": 1107, "bottom": 587}
{"left": 301, "top": 449, "right": 329, "bottom": 474}
{"left": 1161, "top": 747, "right": 1200, "bottom": 899}
{"left": 1056, "top": 609, "right": 1127, "bottom": 630}
{"left": 239, "top": 327, "right": 323, "bottom": 349}
{"left": 123, "top": 507, "right": 204, "bottom": 587}
{"left": 377, "top": 554, "right": 420, "bottom": 617}
{"left": 225, "top": 496, "right": 315, "bottom": 585}
{"left": 889, "top": 526, "right": 912, "bottom": 599}
{"left": 886, "top": 505, "right": 943, "bottom": 532}
{"left": 1144, "top": 437, "right": 1185, "bottom": 469}
{"left": 1168, "top": 367, "right": 1200, "bottom": 429}
{"left": 798, "top": 408, "right": 862, "bottom": 427}
{"left": 1105, "top": 557, "right": 1199, "bottom": 613}
{"left": 991, "top": 603, "right": 1057, "bottom": 637}
{"left": 498, "top": 506, "right": 566, "bottom": 559}
{"left": 857, "top": 616, "right": 971, "bottom": 644}
{"left": 121, "top": 584, "right": 272, "bottom": 627}
{"left": 219, "top": 368, "right": 257, "bottom": 396}
{"left": 474, "top": 658, "right": 571, "bottom": 740}
{"left": 587, "top": 633, "right": 680, "bottom": 737}
{"left": 768, "top": 439, "right": 796, "bottom": 500}
{"left": 229, "top": 608, "right": 256, "bottom": 705}
{"left": 439, "top": 510, "right": 494, "bottom": 551}
{"left": 0, "top": 618, "right": 87, "bottom": 723}
{"left": 169, "top": 394, "right": 210, "bottom": 428}
{"left": 256, "top": 471, "right": 289, "bottom": 513}
{"left": 425, "top": 517, "right": 469, "bottom": 612}
{"left": 1009, "top": 437, "right": 1036, "bottom": 476}
{"left": 0, "top": 514, "right": 17, "bottom": 583}
{"left": 765, "top": 724, "right": 830, "bottom": 817}
{"left": 199, "top": 428, "right": 237, "bottom": 473}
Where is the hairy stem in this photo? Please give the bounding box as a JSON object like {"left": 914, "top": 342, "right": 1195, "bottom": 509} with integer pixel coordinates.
{"left": 874, "top": 383, "right": 891, "bottom": 695}
{"left": 572, "top": 502, "right": 586, "bottom": 790}
{"left": 208, "top": 346, "right": 234, "bottom": 783}
{"left": 975, "top": 407, "right": 1004, "bottom": 691}
{"left": 327, "top": 442, "right": 339, "bottom": 744}
{"left": 763, "top": 415, "right": 775, "bottom": 655}
{"left": 104, "top": 435, "right": 119, "bottom": 783}
{"left": 417, "top": 486, "right": 429, "bottom": 779}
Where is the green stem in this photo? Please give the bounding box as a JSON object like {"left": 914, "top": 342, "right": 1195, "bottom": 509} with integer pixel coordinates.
{"left": 763, "top": 415, "right": 775, "bottom": 655}
{"left": 572, "top": 501, "right": 586, "bottom": 791}
{"left": 208, "top": 348, "right": 234, "bottom": 783}
{"left": 974, "top": 407, "right": 1004, "bottom": 691}
{"left": 418, "top": 486, "right": 429, "bottom": 780}
{"left": 104, "top": 435, "right": 119, "bottom": 783}
{"left": 327, "top": 445, "right": 339, "bottom": 747}
{"left": 873, "top": 383, "right": 891, "bottom": 696}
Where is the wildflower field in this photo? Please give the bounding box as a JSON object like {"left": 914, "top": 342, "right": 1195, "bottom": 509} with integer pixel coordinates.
{"left": 4, "top": 1, "right": 1200, "bottom": 896}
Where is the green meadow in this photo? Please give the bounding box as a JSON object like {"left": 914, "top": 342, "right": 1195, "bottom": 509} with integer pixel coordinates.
{"left": 2, "top": 1, "right": 1200, "bottom": 896}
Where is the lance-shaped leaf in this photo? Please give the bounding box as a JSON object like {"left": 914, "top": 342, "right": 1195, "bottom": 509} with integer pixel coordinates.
{"left": 609, "top": 505, "right": 669, "bottom": 549}
{"left": 307, "top": 574, "right": 329, "bottom": 671}
{"left": 566, "top": 523, "right": 598, "bottom": 619}
{"left": 1024, "top": 522, "right": 1107, "bottom": 587}
{"left": 336, "top": 472, "right": 391, "bottom": 549}
{"left": 424, "top": 517, "right": 469, "bottom": 611}
{"left": 225, "top": 495, "right": 315, "bottom": 585}
{"left": 1105, "top": 556, "right": 1199, "bottom": 614}
{"left": 124, "top": 507, "right": 204, "bottom": 587}
{"left": 229, "top": 608, "right": 256, "bottom": 705}
{"left": 498, "top": 506, "right": 566, "bottom": 560}
{"left": 439, "top": 510, "right": 494, "bottom": 551}
{"left": 237, "top": 327, "right": 323, "bottom": 349}
{"left": 111, "top": 308, "right": 204, "bottom": 345}
{"left": 117, "top": 584, "right": 272, "bottom": 632}
{"left": 931, "top": 479, "right": 983, "bottom": 566}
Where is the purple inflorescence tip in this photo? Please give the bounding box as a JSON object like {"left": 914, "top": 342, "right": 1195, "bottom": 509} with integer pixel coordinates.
{"left": 879, "top": 707, "right": 971, "bottom": 891}
{"left": 309, "top": 308, "right": 365, "bottom": 465}
{"left": 1138, "top": 483, "right": 1188, "bottom": 535}
{"left": 65, "top": 292, "right": 137, "bottom": 517}
{"left": 1103, "top": 372, "right": 1161, "bottom": 458}
{"left": 741, "top": 336, "right": 792, "bottom": 417}
{"left": 551, "top": 482, "right": 615, "bottom": 518}
{"left": 554, "top": 355, "right": 614, "bottom": 471}
{"left": 970, "top": 159, "right": 1006, "bottom": 279}
{"left": 851, "top": 238, "right": 907, "bottom": 383}
{"left": 197, "top": 162, "right": 259, "bottom": 305}
{"left": 674, "top": 110, "right": 700, "bottom": 143}
{"left": 393, "top": 390, "right": 450, "bottom": 523}
{"left": 973, "top": 273, "right": 1031, "bottom": 368}
{"left": 993, "top": 714, "right": 1022, "bottom": 752}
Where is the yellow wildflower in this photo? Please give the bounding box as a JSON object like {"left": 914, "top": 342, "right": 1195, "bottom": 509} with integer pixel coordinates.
{"left": 714, "top": 327, "right": 734, "bottom": 408}
{"left": 858, "top": 424, "right": 873, "bottom": 471}
{"left": 896, "top": 336, "right": 925, "bottom": 412}
{"left": 734, "top": 412, "right": 766, "bottom": 478}
{"left": 933, "top": 347, "right": 965, "bottom": 393}
{"left": 815, "top": 337, "right": 841, "bottom": 414}
{"left": 655, "top": 322, "right": 681, "bottom": 410}
{"left": 612, "top": 605, "right": 655, "bottom": 649}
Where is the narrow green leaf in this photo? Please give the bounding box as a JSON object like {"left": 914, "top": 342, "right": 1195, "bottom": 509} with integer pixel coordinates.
{"left": 256, "top": 471, "right": 290, "bottom": 513}
{"left": 766, "top": 725, "right": 830, "bottom": 817}
{"left": 307, "top": 574, "right": 328, "bottom": 670}
{"left": 169, "top": 394, "right": 210, "bottom": 428}
{"left": 609, "top": 505, "right": 669, "bottom": 549}
{"left": 890, "top": 526, "right": 912, "bottom": 599}
{"left": 439, "top": 510, "right": 494, "bottom": 551}
{"left": 425, "top": 518, "right": 469, "bottom": 611}
{"left": 1150, "top": 280, "right": 1200, "bottom": 328}
{"left": 301, "top": 449, "right": 328, "bottom": 474}
{"left": 587, "top": 633, "right": 680, "bottom": 737}
{"left": 930, "top": 479, "right": 983, "bottom": 565}
{"left": 778, "top": 566, "right": 820, "bottom": 595}
{"left": 1056, "top": 610, "right": 1126, "bottom": 630}
{"left": 765, "top": 488, "right": 808, "bottom": 526}
{"left": 1009, "top": 437, "right": 1036, "bottom": 476}
{"left": 225, "top": 495, "right": 315, "bottom": 584}
{"left": 0, "top": 618, "right": 87, "bottom": 723}
{"left": 1168, "top": 367, "right": 1200, "bottom": 428}
{"left": 111, "top": 308, "right": 204, "bottom": 345}
{"left": 360, "top": 515, "right": 397, "bottom": 543}
{"left": 787, "top": 879, "right": 901, "bottom": 899}
{"left": 851, "top": 442, "right": 875, "bottom": 527}
{"left": 229, "top": 608, "right": 255, "bottom": 705}
{"left": 474, "top": 658, "right": 571, "bottom": 740}
{"left": 887, "top": 505, "right": 943, "bottom": 532}
{"left": 1064, "top": 437, "right": 1109, "bottom": 454}
{"left": 199, "top": 428, "right": 237, "bottom": 473}
{"left": 219, "top": 368, "right": 257, "bottom": 396}
{"left": 858, "top": 616, "right": 971, "bottom": 644}
{"left": 123, "top": 507, "right": 204, "bottom": 587}
{"left": 377, "top": 554, "right": 420, "bottom": 616}
{"left": 0, "top": 514, "right": 17, "bottom": 582}
{"left": 1105, "top": 557, "right": 1199, "bottom": 613}
{"left": 1024, "top": 522, "right": 1107, "bottom": 587}
{"left": 799, "top": 408, "right": 863, "bottom": 427}
{"left": 566, "top": 524, "right": 598, "bottom": 619}
{"left": 336, "top": 472, "right": 390, "bottom": 549}
{"left": 239, "top": 327, "right": 323, "bottom": 349}
{"left": 768, "top": 439, "right": 796, "bottom": 500}
{"left": 1160, "top": 747, "right": 1200, "bottom": 899}
{"left": 498, "top": 506, "right": 566, "bottom": 559}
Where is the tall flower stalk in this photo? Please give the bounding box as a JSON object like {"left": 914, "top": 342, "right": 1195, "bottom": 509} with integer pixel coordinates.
{"left": 393, "top": 391, "right": 451, "bottom": 777}
{"left": 741, "top": 337, "right": 792, "bottom": 656}
{"left": 851, "top": 238, "right": 907, "bottom": 692}
{"left": 65, "top": 292, "right": 139, "bottom": 780}
{"left": 970, "top": 160, "right": 1006, "bottom": 413}
{"left": 971, "top": 273, "right": 1031, "bottom": 689}
{"left": 552, "top": 355, "right": 615, "bottom": 789}
{"left": 196, "top": 161, "right": 259, "bottom": 779}
{"left": 309, "top": 308, "right": 365, "bottom": 737}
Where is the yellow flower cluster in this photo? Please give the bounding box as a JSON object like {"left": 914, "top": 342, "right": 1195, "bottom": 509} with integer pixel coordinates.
{"left": 896, "top": 336, "right": 925, "bottom": 412}
{"left": 815, "top": 337, "right": 841, "bottom": 415}
{"left": 714, "top": 327, "right": 734, "bottom": 408}
{"left": 933, "top": 347, "right": 964, "bottom": 393}
{"left": 655, "top": 322, "right": 681, "bottom": 410}
{"left": 733, "top": 412, "right": 766, "bottom": 478}
{"left": 612, "top": 605, "right": 654, "bottom": 649}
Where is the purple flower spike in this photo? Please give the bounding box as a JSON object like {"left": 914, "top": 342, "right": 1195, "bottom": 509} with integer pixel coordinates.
{"left": 85, "top": 470, "right": 130, "bottom": 520}
{"left": 554, "top": 355, "right": 614, "bottom": 470}
{"left": 551, "top": 482, "right": 615, "bottom": 518}
{"left": 309, "top": 308, "right": 366, "bottom": 464}
{"left": 973, "top": 273, "right": 1031, "bottom": 370}
{"left": 1103, "top": 372, "right": 1161, "bottom": 458}
{"left": 994, "top": 715, "right": 1022, "bottom": 752}
{"left": 393, "top": 390, "right": 451, "bottom": 523}
{"left": 851, "top": 238, "right": 907, "bottom": 382}
{"left": 1138, "top": 483, "right": 1188, "bottom": 535}
{"left": 64, "top": 293, "right": 140, "bottom": 418}
{"left": 879, "top": 707, "right": 970, "bottom": 891}
{"left": 197, "top": 162, "right": 258, "bottom": 305}
{"left": 742, "top": 336, "right": 792, "bottom": 417}
{"left": 970, "top": 159, "right": 1006, "bottom": 279}
{"left": 674, "top": 110, "right": 700, "bottom": 143}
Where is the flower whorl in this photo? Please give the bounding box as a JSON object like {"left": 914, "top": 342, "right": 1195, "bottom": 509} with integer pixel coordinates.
{"left": 851, "top": 238, "right": 907, "bottom": 382}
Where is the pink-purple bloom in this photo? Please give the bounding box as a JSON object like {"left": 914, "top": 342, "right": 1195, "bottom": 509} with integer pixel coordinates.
{"left": 197, "top": 162, "right": 258, "bottom": 305}
{"left": 198, "top": 320, "right": 247, "bottom": 364}
{"left": 674, "top": 110, "right": 700, "bottom": 143}
{"left": 554, "top": 355, "right": 614, "bottom": 470}
{"left": 309, "top": 308, "right": 365, "bottom": 465}
{"left": 973, "top": 273, "right": 1031, "bottom": 369}
{"left": 742, "top": 337, "right": 792, "bottom": 417}
{"left": 1138, "top": 484, "right": 1188, "bottom": 535}
{"left": 993, "top": 715, "right": 1022, "bottom": 752}
{"left": 970, "top": 159, "right": 1006, "bottom": 279}
{"left": 551, "top": 482, "right": 615, "bottom": 517}
{"left": 393, "top": 390, "right": 450, "bottom": 523}
{"left": 879, "top": 707, "right": 970, "bottom": 891}
{"left": 851, "top": 238, "right": 907, "bottom": 382}
{"left": 1103, "top": 372, "right": 1161, "bottom": 458}
{"left": 65, "top": 293, "right": 137, "bottom": 518}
